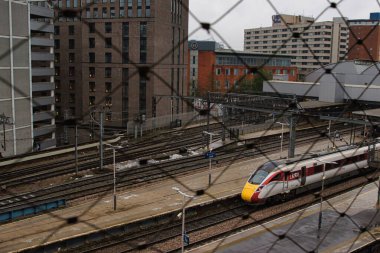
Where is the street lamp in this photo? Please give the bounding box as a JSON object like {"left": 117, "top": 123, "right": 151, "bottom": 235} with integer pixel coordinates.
{"left": 203, "top": 131, "right": 219, "bottom": 186}
{"left": 172, "top": 187, "right": 195, "bottom": 253}
{"left": 105, "top": 144, "right": 123, "bottom": 211}
{"left": 276, "top": 122, "right": 289, "bottom": 158}
{"left": 315, "top": 158, "right": 337, "bottom": 236}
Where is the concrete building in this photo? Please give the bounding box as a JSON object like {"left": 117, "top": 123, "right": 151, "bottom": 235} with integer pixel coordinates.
{"left": 54, "top": 0, "right": 189, "bottom": 128}
{"left": 347, "top": 13, "right": 380, "bottom": 61}
{"left": 244, "top": 14, "right": 349, "bottom": 76}
{"left": 188, "top": 40, "right": 298, "bottom": 96}
{"left": 0, "top": 0, "right": 55, "bottom": 157}
{"left": 263, "top": 61, "right": 380, "bottom": 104}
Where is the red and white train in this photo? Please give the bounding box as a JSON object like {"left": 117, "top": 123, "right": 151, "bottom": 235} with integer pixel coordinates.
{"left": 241, "top": 143, "right": 380, "bottom": 203}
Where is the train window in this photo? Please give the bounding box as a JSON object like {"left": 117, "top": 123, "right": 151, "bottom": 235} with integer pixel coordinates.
{"left": 248, "top": 170, "right": 269, "bottom": 184}
{"left": 314, "top": 165, "right": 323, "bottom": 174}
{"left": 271, "top": 173, "right": 282, "bottom": 181}
{"left": 326, "top": 163, "right": 335, "bottom": 170}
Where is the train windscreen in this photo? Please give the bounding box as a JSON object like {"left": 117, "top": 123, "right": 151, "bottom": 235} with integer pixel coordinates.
{"left": 248, "top": 161, "right": 278, "bottom": 184}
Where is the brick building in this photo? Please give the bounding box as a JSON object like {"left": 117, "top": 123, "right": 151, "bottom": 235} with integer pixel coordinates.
{"left": 188, "top": 40, "right": 298, "bottom": 96}
{"left": 347, "top": 13, "right": 380, "bottom": 61}
{"left": 54, "top": 0, "right": 188, "bottom": 127}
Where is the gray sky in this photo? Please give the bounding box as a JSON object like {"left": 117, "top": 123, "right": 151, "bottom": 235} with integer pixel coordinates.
{"left": 189, "top": 0, "right": 380, "bottom": 50}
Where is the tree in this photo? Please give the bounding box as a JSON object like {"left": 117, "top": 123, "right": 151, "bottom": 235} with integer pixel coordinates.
{"left": 236, "top": 69, "right": 272, "bottom": 93}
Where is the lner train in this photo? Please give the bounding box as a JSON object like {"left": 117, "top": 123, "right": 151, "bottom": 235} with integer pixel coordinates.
{"left": 241, "top": 143, "right": 380, "bottom": 203}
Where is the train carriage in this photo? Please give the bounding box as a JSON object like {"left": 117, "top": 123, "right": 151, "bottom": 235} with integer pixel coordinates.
{"left": 241, "top": 143, "right": 380, "bottom": 204}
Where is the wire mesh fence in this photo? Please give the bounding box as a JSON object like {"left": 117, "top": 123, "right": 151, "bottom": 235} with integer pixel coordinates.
{"left": 1, "top": 0, "right": 380, "bottom": 252}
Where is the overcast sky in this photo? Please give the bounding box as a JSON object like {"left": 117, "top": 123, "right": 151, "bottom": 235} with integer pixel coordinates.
{"left": 188, "top": 0, "right": 380, "bottom": 50}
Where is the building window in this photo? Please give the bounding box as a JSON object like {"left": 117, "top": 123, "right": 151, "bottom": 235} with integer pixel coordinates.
{"left": 192, "top": 56, "right": 195, "bottom": 64}
{"left": 137, "top": 0, "right": 142, "bottom": 17}
{"left": 120, "top": 0, "right": 125, "bottom": 7}
{"left": 105, "top": 82, "right": 112, "bottom": 93}
{"left": 89, "top": 82, "right": 96, "bottom": 92}
{"left": 54, "top": 39, "right": 60, "bottom": 49}
{"left": 102, "top": 0, "right": 106, "bottom": 3}
{"left": 105, "top": 112, "right": 112, "bottom": 121}
{"left": 54, "top": 53, "right": 60, "bottom": 63}
{"left": 140, "top": 22, "right": 147, "bottom": 63}
{"left": 128, "top": 0, "right": 132, "bottom": 16}
{"left": 89, "top": 38, "right": 95, "bottom": 48}
{"left": 66, "top": 0, "right": 70, "bottom": 7}
{"left": 110, "top": 7, "right": 115, "bottom": 18}
{"left": 55, "top": 67, "right": 60, "bottom": 76}
{"left": 89, "top": 96, "right": 95, "bottom": 106}
{"left": 192, "top": 68, "right": 195, "bottom": 77}
{"left": 105, "top": 52, "right": 112, "bottom": 63}
{"left": 145, "top": 0, "right": 150, "bottom": 17}
{"left": 55, "top": 80, "right": 60, "bottom": 89}
{"left": 89, "top": 23, "right": 95, "bottom": 33}
{"left": 89, "top": 52, "right": 95, "bottom": 63}
{"left": 69, "top": 25, "right": 75, "bottom": 35}
{"left": 69, "top": 67, "right": 75, "bottom": 76}
{"left": 139, "top": 75, "right": 146, "bottom": 114}
{"left": 56, "top": 93, "right": 61, "bottom": 102}
{"left": 122, "top": 23, "right": 129, "bottom": 63}
{"left": 69, "top": 53, "right": 75, "bottom": 63}
{"left": 225, "top": 68, "right": 230, "bottom": 75}
{"left": 105, "top": 22, "right": 112, "bottom": 33}
{"left": 120, "top": 7, "right": 125, "bottom": 17}
{"left": 54, "top": 26, "right": 60, "bottom": 35}
{"left": 105, "top": 67, "right": 111, "bottom": 77}
{"left": 69, "top": 39, "right": 75, "bottom": 49}
{"left": 105, "top": 38, "right": 112, "bottom": 48}
{"left": 225, "top": 80, "right": 230, "bottom": 90}
{"left": 234, "top": 69, "right": 239, "bottom": 75}
{"left": 69, "top": 94, "right": 76, "bottom": 103}
{"left": 105, "top": 96, "right": 112, "bottom": 106}
{"left": 73, "top": 0, "right": 78, "bottom": 7}
{"left": 93, "top": 8, "right": 98, "bottom": 18}
{"left": 89, "top": 67, "right": 95, "bottom": 78}
{"left": 122, "top": 68, "right": 129, "bottom": 126}
{"left": 102, "top": 7, "right": 107, "bottom": 18}
{"left": 86, "top": 8, "right": 90, "bottom": 18}
{"left": 69, "top": 80, "right": 75, "bottom": 90}
{"left": 216, "top": 68, "right": 221, "bottom": 75}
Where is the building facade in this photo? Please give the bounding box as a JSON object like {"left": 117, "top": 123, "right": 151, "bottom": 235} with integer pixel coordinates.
{"left": 0, "top": 0, "right": 55, "bottom": 157}
{"left": 188, "top": 40, "right": 298, "bottom": 96}
{"left": 347, "top": 13, "right": 380, "bottom": 61}
{"left": 244, "top": 14, "right": 349, "bottom": 75}
{"left": 54, "top": 0, "right": 188, "bottom": 128}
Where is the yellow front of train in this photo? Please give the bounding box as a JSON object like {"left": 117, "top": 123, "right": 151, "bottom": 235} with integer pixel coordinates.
{"left": 241, "top": 181, "right": 260, "bottom": 202}
{"left": 241, "top": 161, "right": 279, "bottom": 203}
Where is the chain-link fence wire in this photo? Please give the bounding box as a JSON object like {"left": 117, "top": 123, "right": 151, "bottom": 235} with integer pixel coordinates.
{"left": 1, "top": 0, "right": 380, "bottom": 251}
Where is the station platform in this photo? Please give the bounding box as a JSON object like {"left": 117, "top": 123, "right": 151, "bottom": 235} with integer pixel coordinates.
{"left": 190, "top": 182, "right": 380, "bottom": 253}
{"left": 0, "top": 132, "right": 353, "bottom": 252}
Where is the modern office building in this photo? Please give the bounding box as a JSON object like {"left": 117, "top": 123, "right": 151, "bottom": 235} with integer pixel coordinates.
{"left": 54, "top": 0, "right": 189, "bottom": 127}
{"left": 244, "top": 14, "right": 349, "bottom": 76}
{"left": 347, "top": 13, "right": 380, "bottom": 61}
{"left": 188, "top": 40, "right": 298, "bottom": 96}
{"left": 0, "top": 0, "right": 55, "bottom": 157}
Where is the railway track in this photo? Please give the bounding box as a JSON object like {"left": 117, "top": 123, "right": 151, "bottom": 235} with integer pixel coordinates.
{"left": 70, "top": 169, "right": 380, "bottom": 253}
{"left": 0, "top": 124, "right": 355, "bottom": 217}
{"left": 0, "top": 123, "right": 225, "bottom": 189}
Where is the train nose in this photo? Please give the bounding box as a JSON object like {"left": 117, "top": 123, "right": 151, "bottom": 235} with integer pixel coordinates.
{"left": 241, "top": 182, "right": 259, "bottom": 202}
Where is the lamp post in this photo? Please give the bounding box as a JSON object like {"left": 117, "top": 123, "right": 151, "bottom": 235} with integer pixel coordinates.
{"left": 203, "top": 131, "right": 219, "bottom": 186}
{"left": 172, "top": 187, "right": 195, "bottom": 253}
{"left": 276, "top": 122, "right": 289, "bottom": 158}
{"left": 105, "top": 144, "right": 122, "bottom": 211}
{"left": 315, "top": 158, "right": 337, "bottom": 236}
